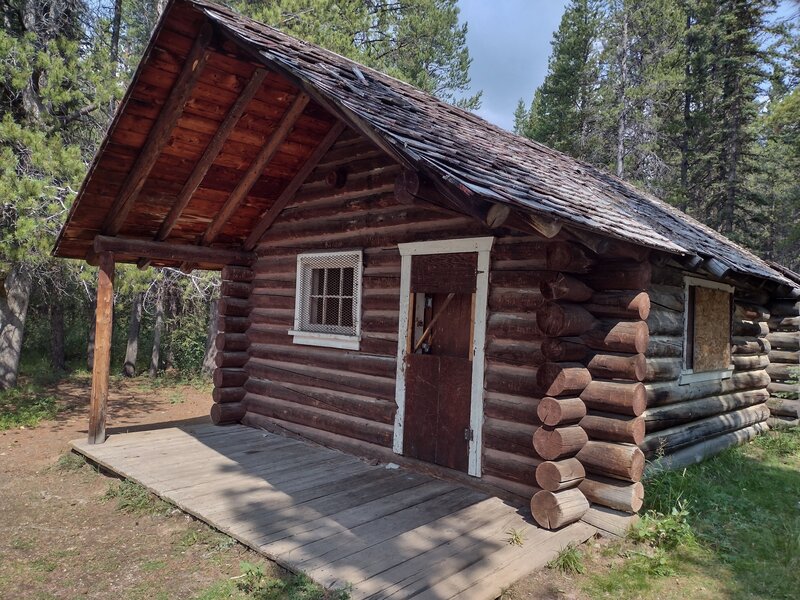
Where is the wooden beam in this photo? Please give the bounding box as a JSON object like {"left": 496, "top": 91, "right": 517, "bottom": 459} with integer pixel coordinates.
{"left": 88, "top": 251, "right": 115, "bottom": 444}
{"left": 102, "top": 23, "right": 213, "bottom": 235}
{"left": 244, "top": 120, "right": 346, "bottom": 250}
{"left": 201, "top": 92, "right": 311, "bottom": 245}
{"left": 94, "top": 235, "right": 254, "bottom": 266}
{"left": 148, "top": 68, "right": 269, "bottom": 246}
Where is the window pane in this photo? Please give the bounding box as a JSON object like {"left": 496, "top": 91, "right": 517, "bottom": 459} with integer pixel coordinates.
{"left": 341, "top": 297, "right": 354, "bottom": 327}
{"left": 310, "top": 296, "right": 324, "bottom": 325}
{"left": 324, "top": 297, "right": 340, "bottom": 326}
{"left": 326, "top": 267, "right": 341, "bottom": 295}
{"left": 311, "top": 268, "right": 325, "bottom": 295}
{"left": 342, "top": 267, "right": 354, "bottom": 296}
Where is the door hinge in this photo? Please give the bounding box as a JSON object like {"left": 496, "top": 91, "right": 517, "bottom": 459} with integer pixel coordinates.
{"left": 464, "top": 428, "right": 474, "bottom": 441}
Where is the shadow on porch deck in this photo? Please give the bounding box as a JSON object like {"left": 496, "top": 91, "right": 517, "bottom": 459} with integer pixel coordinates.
{"left": 71, "top": 424, "right": 595, "bottom": 599}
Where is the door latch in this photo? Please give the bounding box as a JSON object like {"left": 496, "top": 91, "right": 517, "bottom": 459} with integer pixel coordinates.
{"left": 464, "top": 428, "right": 474, "bottom": 441}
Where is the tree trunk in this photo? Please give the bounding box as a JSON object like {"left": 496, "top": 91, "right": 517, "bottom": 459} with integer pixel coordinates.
{"left": 201, "top": 298, "right": 219, "bottom": 376}
{"left": 122, "top": 292, "right": 143, "bottom": 377}
{"left": 50, "top": 299, "right": 66, "bottom": 372}
{"left": 0, "top": 265, "right": 33, "bottom": 389}
{"left": 149, "top": 284, "right": 165, "bottom": 377}
{"left": 165, "top": 287, "right": 179, "bottom": 370}
{"left": 615, "top": 6, "right": 628, "bottom": 178}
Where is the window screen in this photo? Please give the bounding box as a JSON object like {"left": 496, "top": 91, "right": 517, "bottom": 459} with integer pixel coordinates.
{"left": 295, "top": 251, "right": 362, "bottom": 337}
{"left": 685, "top": 284, "right": 732, "bottom": 373}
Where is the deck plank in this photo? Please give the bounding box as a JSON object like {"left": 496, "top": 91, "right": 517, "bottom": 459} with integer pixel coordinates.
{"left": 71, "top": 425, "right": 596, "bottom": 600}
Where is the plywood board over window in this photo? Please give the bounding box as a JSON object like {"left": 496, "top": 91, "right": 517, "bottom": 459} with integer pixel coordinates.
{"left": 681, "top": 276, "right": 734, "bottom": 384}
{"left": 692, "top": 287, "right": 732, "bottom": 372}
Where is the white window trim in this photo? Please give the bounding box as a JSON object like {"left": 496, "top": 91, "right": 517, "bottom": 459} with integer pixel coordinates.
{"left": 393, "top": 236, "right": 494, "bottom": 478}
{"left": 290, "top": 250, "right": 363, "bottom": 351}
{"left": 679, "top": 276, "right": 735, "bottom": 386}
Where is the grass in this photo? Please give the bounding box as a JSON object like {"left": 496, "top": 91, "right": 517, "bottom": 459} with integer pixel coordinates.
{"left": 582, "top": 427, "right": 800, "bottom": 599}
{"left": 0, "top": 384, "right": 58, "bottom": 430}
{"left": 548, "top": 544, "right": 585, "bottom": 575}
{"left": 177, "top": 523, "right": 237, "bottom": 555}
{"left": 52, "top": 452, "right": 87, "bottom": 472}
{"left": 234, "top": 563, "right": 351, "bottom": 600}
{"left": 103, "top": 479, "right": 174, "bottom": 516}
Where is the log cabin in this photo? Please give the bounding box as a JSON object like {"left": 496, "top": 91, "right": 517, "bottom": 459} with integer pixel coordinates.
{"left": 53, "top": 0, "right": 800, "bottom": 531}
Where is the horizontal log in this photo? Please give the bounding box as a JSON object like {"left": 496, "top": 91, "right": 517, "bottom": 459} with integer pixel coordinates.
{"left": 581, "top": 505, "right": 639, "bottom": 538}
{"left": 767, "top": 331, "right": 800, "bottom": 350}
{"left": 485, "top": 361, "right": 539, "bottom": 397}
{"left": 584, "top": 291, "right": 651, "bottom": 320}
{"left": 537, "top": 362, "right": 591, "bottom": 397}
{"left": 641, "top": 404, "right": 770, "bottom": 455}
{"left": 580, "top": 412, "right": 645, "bottom": 445}
{"left": 768, "top": 349, "right": 799, "bottom": 363}
{"left": 214, "top": 351, "right": 248, "bottom": 368}
{"left": 246, "top": 357, "right": 396, "bottom": 401}
{"left": 580, "top": 381, "right": 646, "bottom": 416}
{"left": 733, "top": 320, "right": 769, "bottom": 338}
{"left": 734, "top": 303, "right": 770, "bottom": 322}
{"left": 583, "top": 320, "right": 649, "bottom": 354}
{"left": 733, "top": 354, "right": 770, "bottom": 372}
{"left": 643, "top": 388, "right": 769, "bottom": 430}
{"left": 212, "top": 386, "right": 245, "bottom": 404}
{"left": 213, "top": 368, "right": 248, "bottom": 388}
{"left": 578, "top": 476, "right": 644, "bottom": 513}
{"left": 485, "top": 338, "right": 545, "bottom": 366}
{"left": 576, "top": 441, "right": 645, "bottom": 482}
{"left": 487, "top": 312, "right": 543, "bottom": 341}
{"left": 216, "top": 332, "right": 249, "bottom": 352}
{"left": 647, "top": 309, "right": 682, "bottom": 336}
{"left": 530, "top": 488, "right": 589, "bottom": 529}
{"left": 537, "top": 396, "right": 586, "bottom": 426}
{"left": 539, "top": 273, "right": 594, "bottom": 303}
{"left": 766, "top": 362, "right": 799, "bottom": 381}
{"left": 732, "top": 336, "right": 770, "bottom": 355}
{"left": 532, "top": 425, "right": 588, "bottom": 461}
{"left": 587, "top": 352, "right": 646, "bottom": 381}
{"left": 247, "top": 342, "right": 396, "bottom": 379}
{"left": 545, "top": 243, "right": 595, "bottom": 273}
{"left": 646, "top": 370, "right": 770, "bottom": 407}
{"left": 243, "top": 393, "right": 393, "bottom": 447}
{"left": 218, "top": 297, "right": 249, "bottom": 317}
{"left": 210, "top": 401, "right": 245, "bottom": 425}
{"left": 484, "top": 391, "right": 540, "bottom": 423}
{"left": 768, "top": 300, "right": 800, "bottom": 317}
{"left": 766, "top": 397, "right": 800, "bottom": 418}
{"left": 644, "top": 357, "right": 683, "bottom": 382}
{"left": 535, "top": 458, "right": 585, "bottom": 492}
{"left": 489, "top": 287, "right": 545, "bottom": 312}
{"left": 483, "top": 447, "right": 541, "bottom": 487}
{"left": 221, "top": 280, "right": 251, "bottom": 299}
{"left": 648, "top": 285, "right": 684, "bottom": 312}
{"left": 245, "top": 377, "right": 395, "bottom": 424}
{"left": 576, "top": 233, "right": 650, "bottom": 261}
{"left": 221, "top": 265, "right": 254, "bottom": 282}
{"left": 93, "top": 235, "right": 254, "bottom": 267}
{"left": 218, "top": 315, "right": 249, "bottom": 334}
{"left": 541, "top": 337, "right": 589, "bottom": 362}
{"left": 483, "top": 418, "right": 540, "bottom": 458}
{"left": 767, "top": 382, "right": 799, "bottom": 398}
{"left": 582, "top": 261, "right": 652, "bottom": 291}
{"left": 537, "top": 303, "right": 597, "bottom": 337}
{"left": 647, "top": 336, "right": 682, "bottom": 358}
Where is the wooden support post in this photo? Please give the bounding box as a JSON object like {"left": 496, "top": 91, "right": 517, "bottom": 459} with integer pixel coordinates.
{"left": 88, "top": 251, "right": 115, "bottom": 444}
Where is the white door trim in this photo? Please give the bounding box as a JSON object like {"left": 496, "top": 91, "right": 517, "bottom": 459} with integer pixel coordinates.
{"left": 393, "top": 236, "right": 494, "bottom": 477}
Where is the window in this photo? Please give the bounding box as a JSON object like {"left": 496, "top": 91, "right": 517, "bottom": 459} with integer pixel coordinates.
{"left": 680, "top": 277, "right": 734, "bottom": 384}
{"left": 290, "top": 250, "right": 362, "bottom": 350}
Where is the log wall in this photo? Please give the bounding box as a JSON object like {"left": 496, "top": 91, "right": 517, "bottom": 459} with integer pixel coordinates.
{"left": 643, "top": 263, "right": 773, "bottom": 472}
{"left": 766, "top": 298, "right": 800, "bottom": 428}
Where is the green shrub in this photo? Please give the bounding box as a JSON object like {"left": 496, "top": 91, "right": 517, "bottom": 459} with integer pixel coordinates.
{"left": 628, "top": 501, "right": 695, "bottom": 551}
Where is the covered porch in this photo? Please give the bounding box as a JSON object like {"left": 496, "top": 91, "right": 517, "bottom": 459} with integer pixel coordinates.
{"left": 71, "top": 423, "right": 596, "bottom": 599}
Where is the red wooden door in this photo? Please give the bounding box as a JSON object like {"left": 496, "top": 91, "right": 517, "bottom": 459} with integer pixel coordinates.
{"left": 403, "top": 253, "right": 477, "bottom": 473}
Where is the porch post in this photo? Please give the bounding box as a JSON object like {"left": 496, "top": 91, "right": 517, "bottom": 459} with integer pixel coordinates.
{"left": 88, "top": 251, "right": 115, "bottom": 444}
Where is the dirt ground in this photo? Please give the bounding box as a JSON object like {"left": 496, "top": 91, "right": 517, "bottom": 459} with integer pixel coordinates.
{"left": 0, "top": 374, "right": 599, "bottom": 600}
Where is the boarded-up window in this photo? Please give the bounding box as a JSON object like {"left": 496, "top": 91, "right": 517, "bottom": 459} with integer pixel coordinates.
{"left": 685, "top": 285, "right": 732, "bottom": 373}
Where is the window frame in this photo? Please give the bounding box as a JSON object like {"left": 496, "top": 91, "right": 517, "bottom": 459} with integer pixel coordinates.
{"left": 679, "top": 276, "right": 734, "bottom": 385}
{"left": 289, "top": 250, "right": 363, "bottom": 350}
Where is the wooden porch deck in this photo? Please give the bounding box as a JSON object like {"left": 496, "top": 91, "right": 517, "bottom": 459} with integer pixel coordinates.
{"left": 71, "top": 424, "right": 595, "bottom": 599}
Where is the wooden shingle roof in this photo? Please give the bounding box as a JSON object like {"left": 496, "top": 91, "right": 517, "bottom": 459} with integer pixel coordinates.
{"left": 190, "top": 0, "right": 789, "bottom": 285}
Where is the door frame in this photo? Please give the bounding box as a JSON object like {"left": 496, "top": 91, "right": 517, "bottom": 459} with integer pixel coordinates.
{"left": 393, "top": 236, "right": 494, "bottom": 477}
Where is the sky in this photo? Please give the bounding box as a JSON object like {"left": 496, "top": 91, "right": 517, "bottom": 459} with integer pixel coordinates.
{"left": 457, "top": 0, "right": 568, "bottom": 131}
